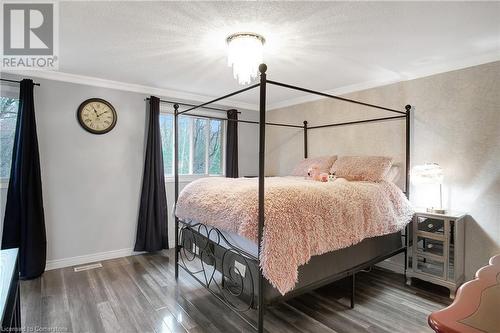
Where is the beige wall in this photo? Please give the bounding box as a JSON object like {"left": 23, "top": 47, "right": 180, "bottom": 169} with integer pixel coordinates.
{"left": 266, "top": 61, "right": 500, "bottom": 280}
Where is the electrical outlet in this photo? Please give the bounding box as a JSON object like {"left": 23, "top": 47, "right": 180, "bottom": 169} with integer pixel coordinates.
{"left": 192, "top": 243, "right": 199, "bottom": 255}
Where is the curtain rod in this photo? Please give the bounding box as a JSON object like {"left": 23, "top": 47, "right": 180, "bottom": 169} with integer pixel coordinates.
{"left": 1, "top": 78, "right": 41, "bottom": 86}
{"left": 145, "top": 97, "right": 240, "bottom": 114}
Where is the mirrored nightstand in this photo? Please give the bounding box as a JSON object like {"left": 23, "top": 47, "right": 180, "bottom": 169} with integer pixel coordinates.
{"left": 406, "top": 210, "right": 466, "bottom": 298}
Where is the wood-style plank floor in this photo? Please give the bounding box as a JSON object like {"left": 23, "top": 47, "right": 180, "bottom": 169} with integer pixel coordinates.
{"left": 21, "top": 250, "right": 451, "bottom": 333}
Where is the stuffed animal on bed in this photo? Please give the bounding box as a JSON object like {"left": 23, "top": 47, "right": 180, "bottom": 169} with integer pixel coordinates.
{"left": 319, "top": 173, "right": 329, "bottom": 182}
{"left": 307, "top": 164, "right": 322, "bottom": 181}
{"left": 307, "top": 165, "right": 330, "bottom": 182}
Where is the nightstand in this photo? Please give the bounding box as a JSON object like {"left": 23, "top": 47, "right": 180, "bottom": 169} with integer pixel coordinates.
{"left": 406, "top": 210, "right": 467, "bottom": 298}
{"left": 1, "top": 248, "right": 20, "bottom": 331}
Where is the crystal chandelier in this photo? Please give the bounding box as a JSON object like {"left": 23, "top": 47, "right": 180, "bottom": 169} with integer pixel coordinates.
{"left": 226, "top": 32, "right": 265, "bottom": 85}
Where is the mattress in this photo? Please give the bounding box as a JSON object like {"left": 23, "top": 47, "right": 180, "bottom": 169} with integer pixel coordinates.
{"left": 262, "top": 231, "right": 402, "bottom": 302}
{"left": 182, "top": 218, "right": 258, "bottom": 256}
{"left": 176, "top": 176, "right": 413, "bottom": 294}
{"left": 179, "top": 175, "right": 407, "bottom": 259}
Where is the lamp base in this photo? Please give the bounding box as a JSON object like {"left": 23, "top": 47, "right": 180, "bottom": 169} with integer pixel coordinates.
{"left": 427, "top": 208, "right": 447, "bottom": 214}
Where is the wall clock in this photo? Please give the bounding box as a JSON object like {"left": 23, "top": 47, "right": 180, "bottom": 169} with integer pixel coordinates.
{"left": 77, "top": 98, "right": 117, "bottom": 134}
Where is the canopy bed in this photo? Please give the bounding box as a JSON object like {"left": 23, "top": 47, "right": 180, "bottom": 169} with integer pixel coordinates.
{"left": 171, "top": 64, "right": 413, "bottom": 332}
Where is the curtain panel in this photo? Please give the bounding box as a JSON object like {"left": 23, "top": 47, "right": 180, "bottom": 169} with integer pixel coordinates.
{"left": 1, "top": 79, "right": 46, "bottom": 279}
{"left": 134, "top": 96, "right": 168, "bottom": 252}
{"left": 225, "top": 109, "right": 239, "bottom": 178}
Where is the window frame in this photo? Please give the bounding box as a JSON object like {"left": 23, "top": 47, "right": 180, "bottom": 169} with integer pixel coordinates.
{"left": 0, "top": 89, "right": 20, "bottom": 188}
{"left": 159, "top": 109, "right": 226, "bottom": 181}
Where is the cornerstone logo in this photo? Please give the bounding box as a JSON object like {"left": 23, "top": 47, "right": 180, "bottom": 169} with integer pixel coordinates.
{"left": 1, "top": 1, "right": 59, "bottom": 69}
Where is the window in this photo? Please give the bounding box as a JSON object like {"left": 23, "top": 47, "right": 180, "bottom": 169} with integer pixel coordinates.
{"left": 159, "top": 113, "right": 224, "bottom": 177}
{"left": 0, "top": 97, "right": 19, "bottom": 179}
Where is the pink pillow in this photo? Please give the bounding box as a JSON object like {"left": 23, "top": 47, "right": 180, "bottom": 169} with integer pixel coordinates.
{"left": 330, "top": 156, "right": 393, "bottom": 181}
{"left": 291, "top": 156, "right": 337, "bottom": 177}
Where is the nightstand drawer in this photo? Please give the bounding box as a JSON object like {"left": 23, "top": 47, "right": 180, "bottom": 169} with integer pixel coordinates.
{"left": 416, "top": 216, "right": 444, "bottom": 235}
{"left": 416, "top": 255, "right": 445, "bottom": 278}
{"left": 417, "top": 236, "right": 444, "bottom": 257}
{"left": 416, "top": 230, "right": 445, "bottom": 241}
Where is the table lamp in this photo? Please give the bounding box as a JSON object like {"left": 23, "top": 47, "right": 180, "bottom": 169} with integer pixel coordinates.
{"left": 411, "top": 163, "right": 446, "bottom": 214}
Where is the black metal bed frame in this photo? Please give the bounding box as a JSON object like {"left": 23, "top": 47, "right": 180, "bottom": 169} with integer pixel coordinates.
{"left": 172, "top": 64, "right": 412, "bottom": 332}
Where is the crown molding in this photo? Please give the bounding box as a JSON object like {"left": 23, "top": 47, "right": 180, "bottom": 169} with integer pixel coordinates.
{"left": 266, "top": 51, "right": 500, "bottom": 111}
{"left": 4, "top": 51, "right": 499, "bottom": 113}
{"left": 1, "top": 69, "right": 260, "bottom": 111}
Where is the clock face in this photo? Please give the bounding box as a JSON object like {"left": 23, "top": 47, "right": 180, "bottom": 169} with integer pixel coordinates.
{"left": 77, "top": 98, "right": 117, "bottom": 134}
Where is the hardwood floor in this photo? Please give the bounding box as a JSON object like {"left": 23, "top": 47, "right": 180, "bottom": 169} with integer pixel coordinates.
{"left": 21, "top": 250, "right": 451, "bottom": 333}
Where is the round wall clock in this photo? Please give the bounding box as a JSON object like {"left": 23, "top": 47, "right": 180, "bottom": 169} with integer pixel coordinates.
{"left": 77, "top": 98, "right": 117, "bottom": 134}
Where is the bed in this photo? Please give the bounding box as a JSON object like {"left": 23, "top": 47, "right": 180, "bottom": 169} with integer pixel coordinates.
{"left": 176, "top": 176, "right": 412, "bottom": 294}
{"left": 174, "top": 175, "right": 412, "bottom": 327}
{"left": 171, "top": 63, "right": 413, "bottom": 332}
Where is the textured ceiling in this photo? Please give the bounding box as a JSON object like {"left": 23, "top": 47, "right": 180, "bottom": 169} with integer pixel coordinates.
{"left": 50, "top": 1, "right": 500, "bottom": 107}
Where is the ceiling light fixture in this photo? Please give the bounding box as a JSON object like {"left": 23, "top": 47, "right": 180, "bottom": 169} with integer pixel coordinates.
{"left": 226, "top": 32, "right": 265, "bottom": 85}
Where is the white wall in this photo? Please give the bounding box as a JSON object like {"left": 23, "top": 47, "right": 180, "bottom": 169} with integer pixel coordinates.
{"left": 0, "top": 74, "right": 258, "bottom": 268}
{"left": 266, "top": 61, "right": 500, "bottom": 280}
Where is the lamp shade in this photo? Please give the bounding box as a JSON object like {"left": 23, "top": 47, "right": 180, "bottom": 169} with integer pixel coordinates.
{"left": 411, "top": 163, "right": 444, "bottom": 185}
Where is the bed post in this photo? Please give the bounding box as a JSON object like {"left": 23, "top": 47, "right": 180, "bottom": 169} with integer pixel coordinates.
{"left": 257, "top": 63, "right": 267, "bottom": 333}
{"left": 303, "top": 121, "right": 308, "bottom": 158}
{"left": 404, "top": 104, "right": 411, "bottom": 279}
{"left": 405, "top": 104, "right": 411, "bottom": 200}
{"left": 174, "top": 103, "right": 180, "bottom": 280}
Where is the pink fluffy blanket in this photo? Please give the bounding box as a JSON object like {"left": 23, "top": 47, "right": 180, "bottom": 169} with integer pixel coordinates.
{"left": 175, "top": 176, "right": 413, "bottom": 295}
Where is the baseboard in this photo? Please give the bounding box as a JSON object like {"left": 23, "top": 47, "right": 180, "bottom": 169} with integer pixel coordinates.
{"left": 45, "top": 238, "right": 176, "bottom": 271}
{"left": 376, "top": 259, "right": 405, "bottom": 274}
{"left": 45, "top": 247, "right": 141, "bottom": 271}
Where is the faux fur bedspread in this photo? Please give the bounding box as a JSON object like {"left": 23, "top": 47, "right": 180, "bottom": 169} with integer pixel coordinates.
{"left": 175, "top": 176, "right": 413, "bottom": 295}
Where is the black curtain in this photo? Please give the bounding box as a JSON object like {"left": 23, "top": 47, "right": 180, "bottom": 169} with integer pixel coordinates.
{"left": 1, "top": 79, "right": 46, "bottom": 279}
{"left": 134, "top": 96, "right": 168, "bottom": 252}
{"left": 225, "top": 109, "right": 239, "bottom": 178}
